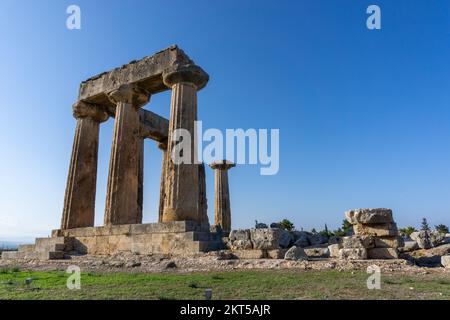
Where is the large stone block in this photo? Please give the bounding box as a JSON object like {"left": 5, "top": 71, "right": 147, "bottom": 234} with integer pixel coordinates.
{"left": 353, "top": 223, "right": 398, "bottom": 237}
{"left": 338, "top": 248, "right": 368, "bottom": 260}
{"left": 229, "top": 229, "right": 251, "bottom": 241}
{"left": 345, "top": 208, "right": 393, "bottom": 225}
{"left": 367, "top": 248, "right": 399, "bottom": 259}
{"left": 342, "top": 236, "right": 375, "bottom": 249}
{"left": 284, "top": 246, "right": 308, "bottom": 261}
{"left": 230, "top": 240, "right": 253, "bottom": 250}
{"left": 399, "top": 240, "right": 419, "bottom": 252}
{"left": 328, "top": 244, "right": 341, "bottom": 258}
{"left": 291, "top": 231, "right": 310, "bottom": 247}
{"left": 250, "top": 228, "right": 291, "bottom": 249}
{"left": 441, "top": 255, "right": 450, "bottom": 268}
{"left": 303, "top": 245, "right": 330, "bottom": 258}
{"left": 410, "top": 230, "right": 444, "bottom": 249}
{"left": 307, "top": 233, "right": 328, "bottom": 246}
{"left": 374, "top": 236, "right": 404, "bottom": 248}
{"left": 232, "top": 250, "right": 266, "bottom": 259}
{"left": 267, "top": 249, "right": 288, "bottom": 259}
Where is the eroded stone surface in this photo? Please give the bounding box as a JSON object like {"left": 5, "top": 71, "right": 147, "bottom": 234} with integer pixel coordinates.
{"left": 284, "top": 246, "right": 308, "bottom": 261}
{"left": 441, "top": 255, "right": 450, "bottom": 268}
{"left": 250, "top": 228, "right": 291, "bottom": 250}
{"left": 328, "top": 244, "right": 341, "bottom": 258}
{"left": 368, "top": 248, "right": 399, "bottom": 259}
{"left": 338, "top": 248, "right": 368, "bottom": 260}
{"left": 353, "top": 223, "right": 398, "bottom": 237}
{"left": 342, "top": 236, "right": 375, "bottom": 249}
{"left": 345, "top": 208, "right": 393, "bottom": 225}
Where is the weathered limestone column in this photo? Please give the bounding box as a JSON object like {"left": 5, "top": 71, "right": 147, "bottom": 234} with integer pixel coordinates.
{"left": 198, "top": 163, "right": 209, "bottom": 227}
{"left": 104, "top": 84, "right": 150, "bottom": 225}
{"left": 209, "top": 160, "right": 235, "bottom": 233}
{"left": 137, "top": 138, "right": 144, "bottom": 220}
{"left": 157, "top": 139, "right": 168, "bottom": 223}
{"left": 162, "top": 64, "right": 209, "bottom": 223}
{"left": 61, "top": 101, "right": 108, "bottom": 230}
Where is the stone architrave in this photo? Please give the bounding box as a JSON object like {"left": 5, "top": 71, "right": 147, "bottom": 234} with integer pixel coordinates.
{"left": 209, "top": 160, "right": 235, "bottom": 233}
{"left": 61, "top": 101, "right": 108, "bottom": 230}
{"left": 161, "top": 64, "right": 209, "bottom": 223}
{"left": 104, "top": 84, "right": 150, "bottom": 225}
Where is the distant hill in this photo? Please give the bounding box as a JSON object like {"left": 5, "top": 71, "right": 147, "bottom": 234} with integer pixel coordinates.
{"left": 0, "top": 241, "right": 32, "bottom": 250}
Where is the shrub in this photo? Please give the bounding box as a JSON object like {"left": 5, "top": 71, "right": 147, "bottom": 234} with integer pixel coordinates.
{"left": 399, "top": 226, "right": 417, "bottom": 237}
{"left": 435, "top": 224, "right": 449, "bottom": 234}
{"left": 278, "top": 219, "right": 295, "bottom": 232}
{"left": 421, "top": 218, "right": 430, "bottom": 231}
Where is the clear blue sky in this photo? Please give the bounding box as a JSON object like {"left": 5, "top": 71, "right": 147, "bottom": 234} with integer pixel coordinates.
{"left": 1, "top": 0, "right": 449, "bottom": 240}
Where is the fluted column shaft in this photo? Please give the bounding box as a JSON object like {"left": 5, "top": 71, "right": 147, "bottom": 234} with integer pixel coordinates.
{"left": 210, "top": 161, "right": 235, "bottom": 233}
{"left": 61, "top": 102, "right": 108, "bottom": 230}
{"left": 162, "top": 65, "right": 209, "bottom": 223}
{"left": 137, "top": 138, "right": 144, "bottom": 220}
{"left": 104, "top": 84, "right": 150, "bottom": 225}
{"left": 198, "top": 163, "right": 209, "bottom": 226}
{"left": 158, "top": 141, "right": 168, "bottom": 222}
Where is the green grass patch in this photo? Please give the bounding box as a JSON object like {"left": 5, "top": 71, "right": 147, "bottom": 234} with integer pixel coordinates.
{"left": 0, "top": 269, "right": 448, "bottom": 300}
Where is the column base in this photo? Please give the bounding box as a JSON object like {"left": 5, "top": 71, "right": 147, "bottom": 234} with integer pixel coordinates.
{"left": 162, "top": 207, "right": 199, "bottom": 223}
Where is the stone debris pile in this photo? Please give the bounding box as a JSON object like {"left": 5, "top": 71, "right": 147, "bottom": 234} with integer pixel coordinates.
{"left": 335, "top": 208, "right": 402, "bottom": 260}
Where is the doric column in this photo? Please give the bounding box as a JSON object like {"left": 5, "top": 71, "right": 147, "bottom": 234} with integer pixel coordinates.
{"left": 162, "top": 64, "right": 209, "bottom": 223}
{"left": 157, "top": 139, "right": 168, "bottom": 223}
{"left": 61, "top": 101, "right": 108, "bottom": 230}
{"left": 104, "top": 84, "right": 150, "bottom": 225}
{"left": 209, "top": 160, "right": 235, "bottom": 233}
{"left": 198, "top": 163, "right": 209, "bottom": 227}
{"left": 137, "top": 137, "right": 144, "bottom": 220}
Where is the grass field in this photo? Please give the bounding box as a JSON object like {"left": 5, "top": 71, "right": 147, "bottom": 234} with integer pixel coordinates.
{"left": 0, "top": 267, "right": 449, "bottom": 300}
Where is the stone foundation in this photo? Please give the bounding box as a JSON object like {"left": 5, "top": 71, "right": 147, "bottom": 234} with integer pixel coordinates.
{"left": 2, "top": 221, "right": 224, "bottom": 260}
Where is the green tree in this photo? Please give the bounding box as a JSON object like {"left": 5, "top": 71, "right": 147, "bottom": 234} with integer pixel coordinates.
{"left": 332, "top": 220, "right": 353, "bottom": 237}
{"left": 435, "top": 224, "right": 449, "bottom": 234}
{"left": 421, "top": 218, "right": 430, "bottom": 231}
{"left": 332, "top": 228, "right": 345, "bottom": 237}
{"left": 399, "top": 226, "right": 417, "bottom": 237}
{"left": 319, "top": 224, "right": 333, "bottom": 238}
{"left": 278, "top": 219, "right": 294, "bottom": 232}
{"left": 342, "top": 219, "right": 353, "bottom": 235}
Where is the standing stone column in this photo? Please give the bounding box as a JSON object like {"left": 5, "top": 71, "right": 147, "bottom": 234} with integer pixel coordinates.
{"left": 104, "top": 84, "right": 150, "bottom": 225}
{"left": 209, "top": 160, "right": 235, "bottom": 233}
{"left": 137, "top": 138, "right": 144, "bottom": 220}
{"left": 198, "top": 163, "right": 209, "bottom": 227}
{"left": 162, "top": 64, "right": 209, "bottom": 223}
{"left": 157, "top": 139, "right": 168, "bottom": 223}
{"left": 61, "top": 101, "right": 108, "bottom": 230}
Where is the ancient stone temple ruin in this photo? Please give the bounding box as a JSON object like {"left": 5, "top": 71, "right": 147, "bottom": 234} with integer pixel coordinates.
{"left": 2, "top": 46, "right": 233, "bottom": 260}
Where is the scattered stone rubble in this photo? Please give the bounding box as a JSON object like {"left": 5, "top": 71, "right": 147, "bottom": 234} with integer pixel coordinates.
{"left": 339, "top": 208, "right": 403, "bottom": 260}
{"left": 410, "top": 230, "right": 445, "bottom": 249}
{"left": 222, "top": 208, "right": 450, "bottom": 267}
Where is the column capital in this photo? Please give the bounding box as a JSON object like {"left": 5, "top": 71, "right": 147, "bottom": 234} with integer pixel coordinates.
{"left": 107, "top": 84, "right": 150, "bottom": 108}
{"left": 163, "top": 64, "right": 209, "bottom": 90}
{"left": 157, "top": 138, "right": 168, "bottom": 151}
{"left": 73, "top": 101, "right": 109, "bottom": 123}
{"left": 209, "top": 160, "right": 235, "bottom": 170}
